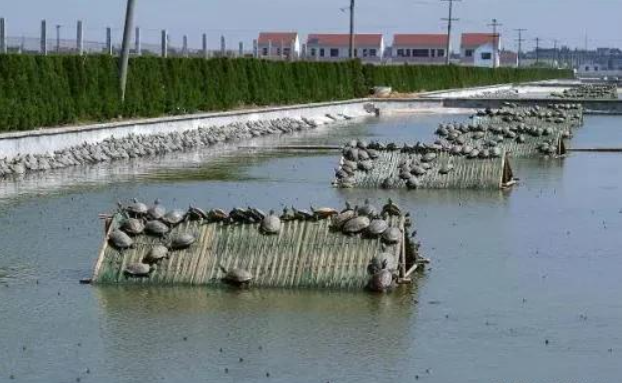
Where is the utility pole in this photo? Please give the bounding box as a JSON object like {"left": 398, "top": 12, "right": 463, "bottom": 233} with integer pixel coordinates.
{"left": 0, "top": 18, "right": 6, "bottom": 54}
{"left": 514, "top": 28, "right": 526, "bottom": 68}
{"left": 441, "top": 0, "right": 461, "bottom": 65}
{"left": 487, "top": 18, "right": 502, "bottom": 68}
{"left": 56, "top": 24, "right": 61, "bottom": 53}
{"left": 534, "top": 37, "right": 540, "bottom": 65}
{"left": 553, "top": 39, "right": 559, "bottom": 68}
{"left": 119, "top": 0, "right": 136, "bottom": 102}
{"left": 349, "top": 0, "right": 355, "bottom": 59}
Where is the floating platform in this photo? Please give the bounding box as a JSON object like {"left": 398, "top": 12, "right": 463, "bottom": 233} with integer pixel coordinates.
{"left": 92, "top": 208, "right": 417, "bottom": 290}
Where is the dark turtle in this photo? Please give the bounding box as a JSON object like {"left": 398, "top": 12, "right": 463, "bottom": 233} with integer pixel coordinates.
{"left": 367, "top": 218, "right": 389, "bottom": 237}
{"left": 292, "top": 207, "right": 314, "bottom": 221}
{"left": 342, "top": 215, "right": 371, "bottom": 234}
{"left": 187, "top": 205, "right": 208, "bottom": 221}
{"left": 143, "top": 245, "right": 169, "bottom": 264}
{"left": 219, "top": 265, "right": 253, "bottom": 286}
{"left": 169, "top": 232, "right": 197, "bottom": 250}
{"left": 109, "top": 229, "right": 134, "bottom": 250}
{"left": 125, "top": 198, "right": 148, "bottom": 217}
{"left": 124, "top": 263, "right": 151, "bottom": 277}
{"left": 311, "top": 206, "right": 339, "bottom": 220}
{"left": 406, "top": 177, "right": 420, "bottom": 190}
{"left": 382, "top": 199, "right": 402, "bottom": 216}
{"left": 357, "top": 199, "right": 378, "bottom": 217}
{"left": 260, "top": 210, "right": 281, "bottom": 235}
{"left": 144, "top": 220, "right": 170, "bottom": 237}
{"left": 208, "top": 208, "right": 229, "bottom": 222}
{"left": 230, "top": 207, "right": 250, "bottom": 223}
{"left": 358, "top": 160, "right": 374, "bottom": 172}
{"left": 248, "top": 207, "right": 267, "bottom": 221}
{"left": 367, "top": 256, "right": 382, "bottom": 275}
{"left": 147, "top": 199, "right": 166, "bottom": 220}
{"left": 439, "top": 163, "right": 454, "bottom": 175}
{"left": 382, "top": 227, "right": 402, "bottom": 244}
{"left": 120, "top": 216, "right": 145, "bottom": 235}
{"left": 280, "top": 207, "right": 296, "bottom": 221}
{"left": 332, "top": 209, "right": 356, "bottom": 229}
{"left": 366, "top": 149, "right": 379, "bottom": 159}
{"left": 162, "top": 209, "right": 187, "bottom": 226}
{"left": 367, "top": 261, "right": 394, "bottom": 292}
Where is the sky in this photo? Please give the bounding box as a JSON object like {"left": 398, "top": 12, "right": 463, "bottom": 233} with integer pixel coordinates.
{"left": 1, "top": 0, "right": 621, "bottom": 51}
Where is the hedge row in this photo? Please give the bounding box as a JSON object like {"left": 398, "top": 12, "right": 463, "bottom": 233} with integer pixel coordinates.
{"left": 0, "top": 55, "right": 571, "bottom": 132}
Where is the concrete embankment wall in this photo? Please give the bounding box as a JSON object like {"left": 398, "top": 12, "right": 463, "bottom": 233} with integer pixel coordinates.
{"left": 0, "top": 100, "right": 373, "bottom": 159}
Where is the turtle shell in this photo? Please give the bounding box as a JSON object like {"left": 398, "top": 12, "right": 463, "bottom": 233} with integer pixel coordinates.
{"left": 109, "top": 229, "right": 134, "bottom": 249}
{"left": 124, "top": 263, "right": 151, "bottom": 277}
{"left": 332, "top": 210, "right": 355, "bottom": 229}
{"left": 367, "top": 219, "right": 389, "bottom": 237}
{"left": 121, "top": 218, "right": 145, "bottom": 236}
{"left": 342, "top": 216, "right": 371, "bottom": 234}
{"left": 162, "top": 210, "right": 187, "bottom": 226}
{"left": 147, "top": 201, "right": 166, "bottom": 220}
{"left": 357, "top": 201, "right": 378, "bottom": 217}
{"left": 126, "top": 199, "right": 148, "bottom": 216}
{"left": 382, "top": 227, "right": 402, "bottom": 244}
{"left": 144, "top": 220, "right": 170, "bottom": 236}
{"left": 224, "top": 268, "right": 253, "bottom": 284}
{"left": 261, "top": 215, "right": 282, "bottom": 235}
{"left": 144, "top": 245, "right": 169, "bottom": 264}
{"left": 368, "top": 269, "right": 393, "bottom": 292}
{"left": 170, "top": 233, "right": 197, "bottom": 250}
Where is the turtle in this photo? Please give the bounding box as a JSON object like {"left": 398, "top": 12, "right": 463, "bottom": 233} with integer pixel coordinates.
{"left": 208, "top": 208, "right": 229, "bottom": 222}
{"left": 162, "top": 209, "right": 187, "bottom": 226}
{"left": 248, "top": 207, "right": 267, "bottom": 221}
{"left": 147, "top": 199, "right": 166, "bottom": 220}
{"left": 439, "top": 163, "right": 455, "bottom": 175}
{"left": 382, "top": 199, "right": 402, "bottom": 216}
{"left": 292, "top": 207, "right": 314, "bottom": 221}
{"left": 280, "top": 207, "right": 296, "bottom": 221}
{"left": 357, "top": 160, "right": 374, "bottom": 172}
{"left": 168, "top": 232, "right": 197, "bottom": 250}
{"left": 229, "top": 207, "right": 250, "bottom": 223}
{"left": 124, "top": 198, "right": 149, "bottom": 217}
{"left": 144, "top": 220, "right": 170, "bottom": 237}
{"left": 491, "top": 147, "right": 502, "bottom": 158}
{"left": 332, "top": 208, "right": 356, "bottom": 229}
{"left": 367, "top": 256, "right": 382, "bottom": 275}
{"left": 406, "top": 177, "right": 420, "bottom": 190}
{"left": 109, "top": 229, "right": 134, "bottom": 250}
{"left": 311, "top": 206, "right": 339, "bottom": 220}
{"left": 367, "top": 261, "right": 394, "bottom": 292}
{"left": 382, "top": 227, "right": 402, "bottom": 244}
{"left": 421, "top": 152, "right": 438, "bottom": 163}
{"left": 260, "top": 211, "right": 281, "bottom": 235}
{"left": 366, "top": 218, "right": 389, "bottom": 237}
{"left": 357, "top": 199, "right": 378, "bottom": 217}
{"left": 219, "top": 265, "right": 253, "bottom": 286}
{"left": 121, "top": 218, "right": 145, "bottom": 236}
{"left": 124, "top": 263, "right": 151, "bottom": 277}
{"left": 143, "top": 245, "right": 169, "bottom": 264}
{"left": 379, "top": 253, "right": 398, "bottom": 271}
{"left": 366, "top": 149, "right": 380, "bottom": 159}
{"left": 342, "top": 215, "right": 371, "bottom": 235}
{"left": 187, "top": 205, "right": 208, "bottom": 221}
{"left": 412, "top": 166, "right": 427, "bottom": 177}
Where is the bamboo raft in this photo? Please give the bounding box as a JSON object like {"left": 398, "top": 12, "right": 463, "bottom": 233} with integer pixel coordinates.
{"left": 92, "top": 209, "right": 418, "bottom": 290}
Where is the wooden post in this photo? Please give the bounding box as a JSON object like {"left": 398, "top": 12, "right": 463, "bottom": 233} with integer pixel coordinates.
{"left": 161, "top": 29, "right": 168, "bottom": 57}
{"left": 202, "top": 33, "right": 208, "bottom": 58}
{"left": 106, "top": 27, "right": 113, "bottom": 55}
{"left": 267, "top": 40, "right": 272, "bottom": 59}
{"left": 40, "top": 19, "right": 48, "bottom": 55}
{"left": 220, "top": 35, "right": 225, "bottom": 56}
{"left": 119, "top": 0, "right": 136, "bottom": 102}
{"left": 252, "top": 39, "right": 258, "bottom": 58}
{"left": 134, "top": 26, "right": 141, "bottom": 56}
{"left": 0, "top": 18, "right": 7, "bottom": 54}
{"left": 238, "top": 41, "right": 243, "bottom": 57}
{"left": 76, "top": 20, "right": 84, "bottom": 55}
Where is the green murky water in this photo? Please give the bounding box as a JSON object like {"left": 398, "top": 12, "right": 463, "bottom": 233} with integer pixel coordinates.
{"left": 1, "top": 113, "right": 622, "bottom": 382}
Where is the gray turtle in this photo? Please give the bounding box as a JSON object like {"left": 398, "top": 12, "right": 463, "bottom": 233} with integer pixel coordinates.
{"left": 187, "top": 205, "right": 208, "bottom": 221}
{"left": 124, "top": 263, "right": 151, "bottom": 277}
{"left": 125, "top": 198, "right": 148, "bottom": 217}
{"left": 219, "top": 265, "right": 253, "bottom": 286}
{"left": 367, "top": 219, "right": 389, "bottom": 237}
{"left": 121, "top": 218, "right": 145, "bottom": 236}
{"left": 311, "top": 206, "right": 339, "bottom": 220}
{"left": 421, "top": 152, "right": 438, "bottom": 163}
{"left": 169, "top": 232, "right": 197, "bottom": 250}
{"left": 144, "top": 220, "right": 170, "bottom": 237}
{"left": 162, "top": 209, "right": 187, "bottom": 226}
{"left": 382, "top": 199, "right": 402, "bottom": 216}
{"left": 260, "top": 211, "right": 282, "bottom": 235}
{"left": 342, "top": 215, "right": 371, "bottom": 235}
{"left": 332, "top": 209, "right": 356, "bottom": 229}
{"left": 357, "top": 199, "right": 378, "bottom": 217}
{"left": 367, "top": 260, "right": 394, "bottom": 292}
{"left": 367, "top": 256, "right": 382, "bottom": 275}
{"left": 382, "top": 227, "right": 402, "bottom": 244}
{"left": 143, "top": 245, "right": 169, "bottom": 264}
{"left": 439, "top": 163, "right": 454, "bottom": 175}
{"left": 147, "top": 199, "right": 166, "bottom": 220}
{"left": 208, "top": 208, "right": 229, "bottom": 222}
{"left": 109, "top": 229, "right": 134, "bottom": 250}
{"left": 292, "top": 207, "right": 314, "bottom": 221}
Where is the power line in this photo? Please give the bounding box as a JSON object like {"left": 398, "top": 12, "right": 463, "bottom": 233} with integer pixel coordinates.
{"left": 441, "top": 0, "right": 461, "bottom": 65}
{"left": 514, "top": 28, "right": 526, "bottom": 68}
{"left": 487, "top": 18, "right": 502, "bottom": 68}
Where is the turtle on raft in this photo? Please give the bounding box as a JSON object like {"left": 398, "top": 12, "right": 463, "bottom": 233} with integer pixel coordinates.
{"left": 367, "top": 259, "right": 396, "bottom": 293}
{"left": 124, "top": 263, "right": 152, "bottom": 278}
{"left": 219, "top": 265, "right": 254, "bottom": 287}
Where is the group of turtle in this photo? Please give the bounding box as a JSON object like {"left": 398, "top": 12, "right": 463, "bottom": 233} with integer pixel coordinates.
{"left": 476, "top": 103, "right": 583, "bottom": 125}
{"left": 0, "top": 117, "right": 320, "bottom": 179}
{"left": 551, "top": 85, "right": 618, "bottom": 100}
{"left": 331, "top": 199, "right": 405, "bottom": 243}
{"left": 335, "top": 140, "right": 381, "bottom": 181}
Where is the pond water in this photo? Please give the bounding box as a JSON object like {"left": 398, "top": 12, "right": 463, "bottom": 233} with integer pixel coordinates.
{"left": 1, "top": 113, "right": 622, "bottom": 383}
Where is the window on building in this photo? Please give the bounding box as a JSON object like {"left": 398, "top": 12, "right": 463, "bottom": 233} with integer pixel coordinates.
{"left": 481, "top": 52, "right": 492, "bottom": 60}
{"left": 465, "top": 49, "right": 474, "bottom": 57}
{"left": 431, "top": 49, "right": 436, "bottom": 58}
{"left": 404, "top": 49, "right": 411, "bottom": 57}
{"left": 363, "top": 49, "right": 369, "bottom": 57}
{"left": 330, "top": 48, "right": 339, "bottom": 57}
{"left": 276, "top": 48, "right": 281, "bottom": 56}
{"left": 437, "top": 49, "right": 445, "bottom": 57}
{"left": 262, "top": 47, "right": 269, "bottom": 56}
{"left": 397, "top": 49, "right": 404, "bottom": 57}
{"left": 310, "top": 48, "right": 317, "bottom": 57}
{"left": 412, "top": 49, "right": 429, "bottom": 57}
{"left": 369, "top": 49, "right": 377, "bottom": 57}
{"left": 320, "top": 48, "right": 325, "bottom": 57}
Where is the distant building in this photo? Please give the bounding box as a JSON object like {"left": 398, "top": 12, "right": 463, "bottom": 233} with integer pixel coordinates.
{"left": 257, "top": 32, "right": 300, "bottom": 59}
{"left": 461, "top": 33, "right": 500, "bottom": 67}
{"left": 391, "top": 34, "right": 448, "bottom": 64}
{"left": 499, "top": 50, "right": 518, "bottom": 67}
{"left": 306, "top": 34, "right": 384, "bottom": 62}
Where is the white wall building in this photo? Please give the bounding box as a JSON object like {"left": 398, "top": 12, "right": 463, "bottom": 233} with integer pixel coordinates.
{"left": 461, "top": 33, "right": 500, "bottom": 68}
{"left": 257, "top": 32, "right": 300, "bottom": 59}
{"left": 306, "top": 34, "right": 384, "bottom": 62}
{"left": 391, "top": 34, "right": 448, "bottom": 64}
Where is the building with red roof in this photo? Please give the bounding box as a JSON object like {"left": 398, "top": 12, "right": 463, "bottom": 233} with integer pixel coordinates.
{"left": 391, "top": 34, "right": 449, "bottom": 64}
{"left": 306, "top": 34, "right": 384, "bottom": 62}
{"left": 460, "top": 33, "right": 501, "bottom": 67}
{"left": 257, "top": 32, "right": 300, "bottom": 59}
